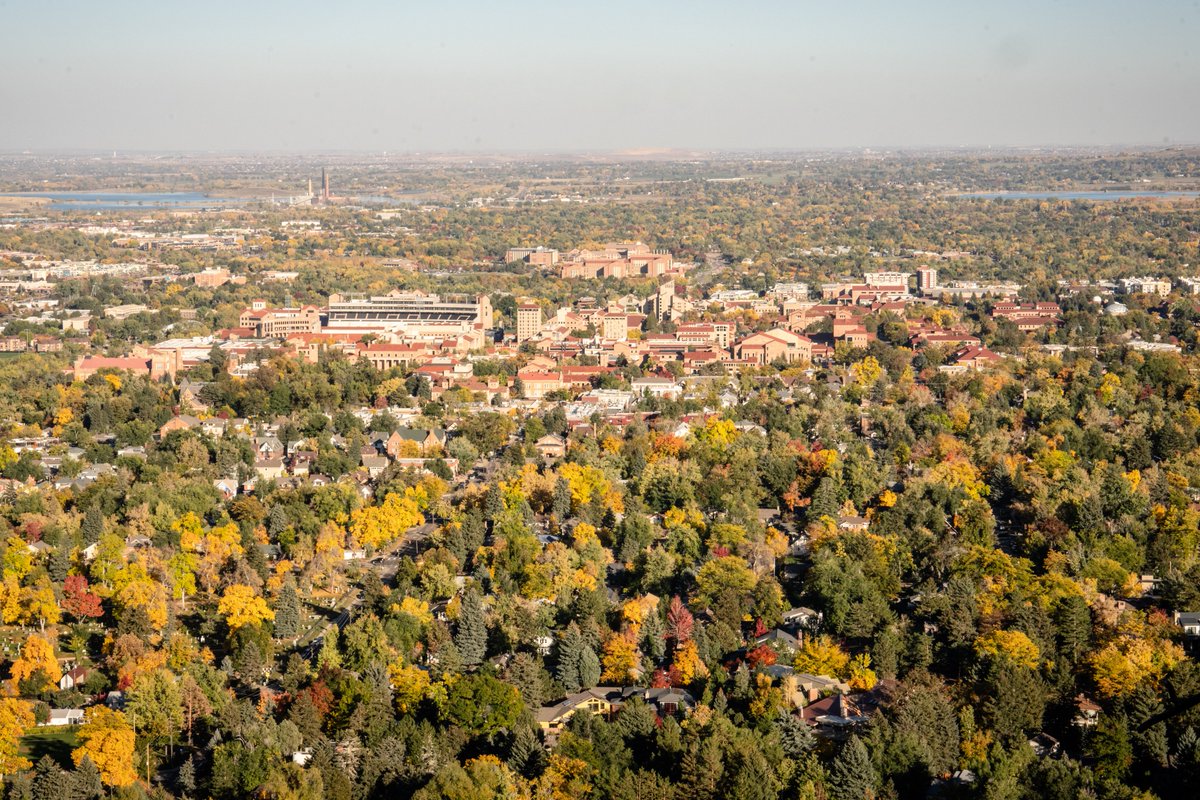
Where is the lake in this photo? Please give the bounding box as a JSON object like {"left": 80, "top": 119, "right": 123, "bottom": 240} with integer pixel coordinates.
{"left": 956, "top": 190, "right": 1200, "bottom": 201}
{"left": 0, "top": 191, "right": 244, "bottom": 210}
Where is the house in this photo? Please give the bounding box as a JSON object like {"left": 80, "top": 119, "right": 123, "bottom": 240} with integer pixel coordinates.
{"left": 213, "top": 478, "right": 239, "bottom": 500}
{"left": 535, "top": 686, "right": 695, "bottom": 742}
{"left": 59, "top": 666, "right": 88, "bottom": 691}
{"left": 534, "top": 434, "right": 567, "bottom": 460}
{"left": 255, "top": 457, "right": 285, "bottom": 480}
{"left": 178, "top": 380, "right": 211, "bottom": 412}
{"left": 836, "top": 515, "right": 869, "bottom": 532}
{"left": 46, "top": 709, "right": 85, "bottom": 727}
{"left": 781, "top": 607, "right": 821, "bottom": 632}
{"left": 754, "top": 628, "right": 802, "bottom": 654}
{"left": 1175, "top": 611, "right": 1200, "bottom": 637}
{"left": 158, "top": 415, "right": 200, "bottom": 438}
{"left": 1073, "top": 694, "right": 1101, "bottom": 727}
{"left": 361, "top": 454, "right": 389, "bottom": 478}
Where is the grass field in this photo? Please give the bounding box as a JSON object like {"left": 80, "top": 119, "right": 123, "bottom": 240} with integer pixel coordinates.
{"left": 20, "top": 728, "right": 79, "bottom": 768}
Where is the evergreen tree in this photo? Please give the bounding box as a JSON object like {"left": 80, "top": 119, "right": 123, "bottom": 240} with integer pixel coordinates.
{"left": 176, "top": 755, "right": 197, "bottom": 800}
{"left": 578, "top": 644, "right": 600, "bottom": 690}
{"left": 484, "top": 480, "right": 504, "bottom": 524}
{"left": 679, "top": 735, "right": 724, "bottom": 800}
{"left": 274, "top": 580, "right": 302, "bottom": 640}
{"left": 48, "top": 543, "right": 71, "bottom": 584}
{"left": 640, "top": 606, "right": 666, "bottom": 662}
{"left": 508, "top": 723, "right": 545, "bottom": 778}
{"left": 775, "top": 710, "right": 816, "bottom": 758}
{"left": 828, "top": 735, "right": 876, "bottom": 800}
{"left": 1129, "top": 684, "right": 1169, "bottom": 770}
{"left": 556, "top": 624, "right": 584, "bottom": 692}
{"left": 809, "top": 477, "right": 842, "bottom": 523}
{"left": 71, "top": 758, "right": 103, "bottom": 800}
{"left": 455, "top": 588, "right": 487, "bottom": 667}
{"left": 267, "top": 505, "right": 289, "bottom": 538}
{"left": 553, "top": 477, "right": 572, "bottom": 520}
{"left": 80, "top": 505, "right": 104, "bottom": 546}
{"left": 31, "top": 756, "right": 65, "bottom": 800}
{"left": 1053, "top": 594, "right": 1092, "bottom": 665}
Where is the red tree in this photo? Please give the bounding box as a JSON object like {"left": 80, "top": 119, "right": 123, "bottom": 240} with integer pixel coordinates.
{"left": 666, "top": 596, "right": 694, "bottom": 644}
{"left": 62, "top": 575, "right": 103, "bottom": 619}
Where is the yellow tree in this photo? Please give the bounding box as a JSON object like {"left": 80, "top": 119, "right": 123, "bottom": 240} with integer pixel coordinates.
{"left": 973, "top": 630, "right": 1040, "bottom": 670}
{"left": 20, "top": 578, "right": 61, "bottom": 631}
{"left": 73, "top": 707, "right": 137, "bottom": 787}
{"left": 0, "top": 574, "right": 23, "bottom": 624}
{"left": 0, "top": 697, "right": 34, "bottom": 778}
{"left": 671, "top": 639, "right": 708, "bottom": 685}
{"left": 600, "top": 634, "right": 639, "bottom": 684}
{"left": 218, "top": 585, "right": 274, "bottom": 632}
{"left": 793, "top": 635, "right": 850, "bottom": 678}
{"left": 10, "top": 633, "right": 60, "bottom": 692}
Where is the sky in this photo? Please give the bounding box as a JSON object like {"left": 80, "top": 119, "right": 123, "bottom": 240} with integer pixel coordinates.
{"left": 1, "top": 0, "right": 1197, "bottom": 152}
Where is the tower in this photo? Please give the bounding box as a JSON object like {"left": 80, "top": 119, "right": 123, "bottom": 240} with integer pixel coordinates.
{"left": 516, "top": 304, "right": 542, "bottom": 343}
{"left": 917, "top": 267, "right": 937, "bottom": 294}
{"left": 321, "top": 168, "right": 330, "bottom": 202}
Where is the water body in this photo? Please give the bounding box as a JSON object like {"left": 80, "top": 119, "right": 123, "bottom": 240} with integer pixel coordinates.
{"left": 956, "top": 190, "right": 1200, "bottom": 201}
{"left": 0, "top": 191, "right": 244, "bottom": 210}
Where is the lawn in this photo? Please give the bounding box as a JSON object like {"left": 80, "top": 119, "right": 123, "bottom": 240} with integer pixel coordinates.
{"left": 20, "top": 728, "right": 79, "bottom": 768}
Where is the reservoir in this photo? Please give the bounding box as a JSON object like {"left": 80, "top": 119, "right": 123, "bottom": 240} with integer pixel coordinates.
{"left": 0, "top": 191, "right": 244, "bottom": 210}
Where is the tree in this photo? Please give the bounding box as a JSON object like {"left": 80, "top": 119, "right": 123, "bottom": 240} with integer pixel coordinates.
{"left": 774, "top": 710, "right": 815, "bottom": 758}
{"left": 218, "top": 584, "right": 275, "bottom": 633}
{"left": 455, "top": 588, "right": 488, "bottom": 667}
{"left": 600, "top": 634, "right": 639, "bottom": 684}
{"left": 578, "top": 645, "right": 601, "bottom": 690}
{"left": 10, "top": 633, "right": 61, "bottom": 693}
{"left": 665, "top": 596, "right": 694, "bottom": 644}
{"left": 80, "top": 505, "right": 104, "bottom": 546}
{"left": 72, "top": 707, "right": 137, "bottom": 788}
{"left": 72, "top": 757, "right": 104, "bottom": 800}
{"left": 179, "top": 673, "right": 212, "bottom": 746}
{"left": 32, "top": 754, "right": 67, "bottom": 800}
{"left": 127, "top": 668, "right": 183, "bottom": 742}
{"left": 443, "top": 673, "right": 522, "bottom": 736}
{"left": 695, "top": 556, "right": 756, "bottom": 608}
{"left": 556, "top": 624, "right": 585, "bottom": 692}
{"left": 62, "top": 574, "right": 103, "bottom": 620}
{"left": 828, "top": 735, "right": 876, "bottom": 800}
{"left": 0, "top": 697, "right": 34, "bottom": 779}
{"left": 793, "top": 635, "right": 850, "bottom": 678}
{"left": 274, "top": 580, "right": 302, "bottom": 640}
{"left": 553, "top": 476, "right": 572, "bottom": 520}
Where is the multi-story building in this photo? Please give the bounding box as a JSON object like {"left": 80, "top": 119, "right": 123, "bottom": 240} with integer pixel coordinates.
{"left": 505, "top": 247, "right": 560, "bottom": 266}
{"left": 917, "top": 267, "right": 938, "bottom": 293}
{"left": 1178, "top": 277, "right": 1200, "bottom": 295}
{"left": 559, "top": 242, "right": 678, "bottom": 279}
{"left": 601, "top": 313, "right": 629, "bottom": 342}
{"left": 1120, "top": 276, "right": 1172, "bottom": 297}
{"left": 516, "top": 304, "right": 543, "bottom": 342}
{"left": 239, "top": 302, "right": 322, "bottom": 337}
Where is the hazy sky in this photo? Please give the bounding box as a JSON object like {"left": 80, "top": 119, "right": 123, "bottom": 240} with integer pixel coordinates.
{"left": 1, "top": 0, "right": 1197, "bottom": 152}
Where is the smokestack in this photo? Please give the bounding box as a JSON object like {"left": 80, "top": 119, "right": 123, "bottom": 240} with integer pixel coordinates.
{"left": 322, "top": 168, "right": 329, "bottom": 201}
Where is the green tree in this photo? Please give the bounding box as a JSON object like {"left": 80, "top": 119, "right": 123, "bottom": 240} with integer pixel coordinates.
{"left": 828, "top": 735, "right": 876, "bottom": 800}
{"left": 274, "top": 580, "right": 302, "bottom": 640}
{"left": 455, "top": 588, "right": 488, "bottom": 667}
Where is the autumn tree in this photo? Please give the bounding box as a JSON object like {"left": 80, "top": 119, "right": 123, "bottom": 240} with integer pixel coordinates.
{"left": 10, "top": 633, "right": 61, "bottom": 693}
{"left": 73, "top": 707, "right": 137, "bottom": 788}
{"left": 218, "top": 584, "right": 275, "bottom": 633}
